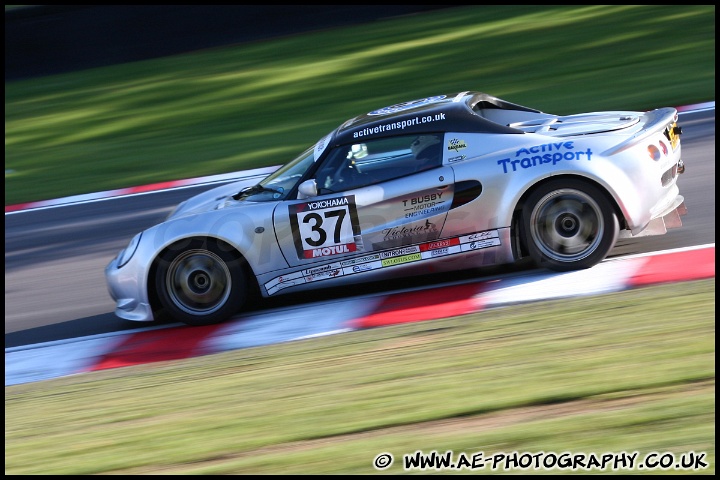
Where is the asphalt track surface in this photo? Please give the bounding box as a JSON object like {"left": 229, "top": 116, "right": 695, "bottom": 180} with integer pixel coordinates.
{"left": 4, "top": 108, "right": 715, "bottom": 353}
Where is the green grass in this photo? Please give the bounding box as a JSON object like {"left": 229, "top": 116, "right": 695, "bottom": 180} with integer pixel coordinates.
{"left": 4, "top": 5, "right": 715, "bottom": 206}
{"left": 5, "top": 279, "right": 715, "bottom": 474}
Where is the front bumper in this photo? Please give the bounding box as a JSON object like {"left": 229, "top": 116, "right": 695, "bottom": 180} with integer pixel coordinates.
{"left": 105, "top": 255, "right": 155, "bottom": 322}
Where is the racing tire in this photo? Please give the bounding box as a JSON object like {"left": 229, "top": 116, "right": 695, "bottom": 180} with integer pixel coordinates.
{"left": 155, "top": 238, "right": 249, "bottom": 326}
{"left": 522, "top": 179, "right": 619, "bottom": 272}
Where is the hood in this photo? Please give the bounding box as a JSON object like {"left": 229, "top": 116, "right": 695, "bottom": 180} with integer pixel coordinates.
{"left": 166, "top": 178, "right": 259, "bottom": 220}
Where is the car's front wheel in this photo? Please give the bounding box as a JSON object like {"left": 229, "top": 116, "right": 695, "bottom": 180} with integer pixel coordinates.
{"left": 522, "top": 179, "right": 619, "bottom": 271}
{"left": 155, "top": 238, "right": 249, "bottom": 326}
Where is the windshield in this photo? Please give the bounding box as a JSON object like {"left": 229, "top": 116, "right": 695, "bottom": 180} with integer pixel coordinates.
{"left": 238, "top": 145, "right": 317, "bottom": 201}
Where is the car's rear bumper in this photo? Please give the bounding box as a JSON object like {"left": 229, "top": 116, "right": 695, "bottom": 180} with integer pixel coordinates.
{"left": 619, "top": 194, "right": 687, "bottom": 238}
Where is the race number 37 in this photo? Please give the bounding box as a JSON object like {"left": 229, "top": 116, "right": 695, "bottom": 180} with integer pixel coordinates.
{"left": 289, "top": 196, "right": 361, "bottom": 259}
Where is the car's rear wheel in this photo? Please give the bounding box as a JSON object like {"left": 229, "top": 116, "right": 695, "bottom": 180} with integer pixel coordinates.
{"left": 522, "top": 179, "right": 619, "bottom": 271}
{"left": 155, "top": 238, "right": 248, "bottom": 326}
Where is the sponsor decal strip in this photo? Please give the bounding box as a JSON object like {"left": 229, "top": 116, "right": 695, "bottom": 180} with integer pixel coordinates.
{"left": 264, "top": 229, "right": 501, "bottom": 295}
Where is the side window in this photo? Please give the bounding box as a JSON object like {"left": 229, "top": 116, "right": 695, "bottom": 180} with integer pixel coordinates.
{"left": 314, "top": 133, "right": 444, "bottom": 193}
{"left": 408, "top": 134, "right": 443, "bottom": 173}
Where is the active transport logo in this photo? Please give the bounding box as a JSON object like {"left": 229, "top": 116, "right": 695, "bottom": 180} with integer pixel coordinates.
{"left": 497, "top": 141, "right": 593, "bottom": 174}
{"left": 373, "top": 450, "right": 709, "bottom": 472}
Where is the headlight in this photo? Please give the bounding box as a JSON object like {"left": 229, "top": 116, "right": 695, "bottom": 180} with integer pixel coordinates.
{"left": 117, "top": 233, "right": 142, "bottom": 268}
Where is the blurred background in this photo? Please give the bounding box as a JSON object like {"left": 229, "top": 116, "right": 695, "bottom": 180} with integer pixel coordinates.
{"left": 5, "top": 5, "right": 459, "bottom": 80}
{"left": 5, "top": 5, "right": 715, "bottom": 206}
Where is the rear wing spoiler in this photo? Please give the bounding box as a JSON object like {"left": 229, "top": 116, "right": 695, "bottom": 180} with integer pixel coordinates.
{"left": 601, "top": 107, "right": 678, "bottom": 156}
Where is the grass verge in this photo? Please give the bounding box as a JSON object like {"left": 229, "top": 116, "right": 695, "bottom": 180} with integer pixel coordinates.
{"left": 5, "top": 279, "right": 715, "bottom": 474}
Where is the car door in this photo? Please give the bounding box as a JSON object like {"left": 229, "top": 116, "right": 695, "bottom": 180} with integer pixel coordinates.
{"left": 272, "top": 135, "right": 456, "bottom": 269}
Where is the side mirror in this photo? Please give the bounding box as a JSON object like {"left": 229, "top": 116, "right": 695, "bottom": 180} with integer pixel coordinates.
{"left": 297, "top": 179, "right": 318, "bottom": 199}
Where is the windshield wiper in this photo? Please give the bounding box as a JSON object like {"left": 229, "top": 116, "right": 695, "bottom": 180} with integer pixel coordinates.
{"left": 232, "top": 184, "right": 283, "bottom": 200}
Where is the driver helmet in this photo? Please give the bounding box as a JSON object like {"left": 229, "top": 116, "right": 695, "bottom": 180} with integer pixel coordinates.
{"left": 410, "top": 135, "right": 441, "bottom": 159}
{"left": 347, "top": 143, "right": 369, "bottom": 160}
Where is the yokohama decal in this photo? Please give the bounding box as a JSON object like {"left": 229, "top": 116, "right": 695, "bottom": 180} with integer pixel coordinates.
{"left": 288, "top": 195, "right": 361, "bottom": 259}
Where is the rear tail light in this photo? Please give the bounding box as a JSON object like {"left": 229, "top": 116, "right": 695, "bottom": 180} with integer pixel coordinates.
{"left": 647, "top": 144, "right": 661, "bottom": 161}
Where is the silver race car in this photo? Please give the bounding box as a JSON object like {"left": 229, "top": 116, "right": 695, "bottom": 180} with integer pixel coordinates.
{"left": 106, "top": 91, "right": 686, "bottom": 326}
